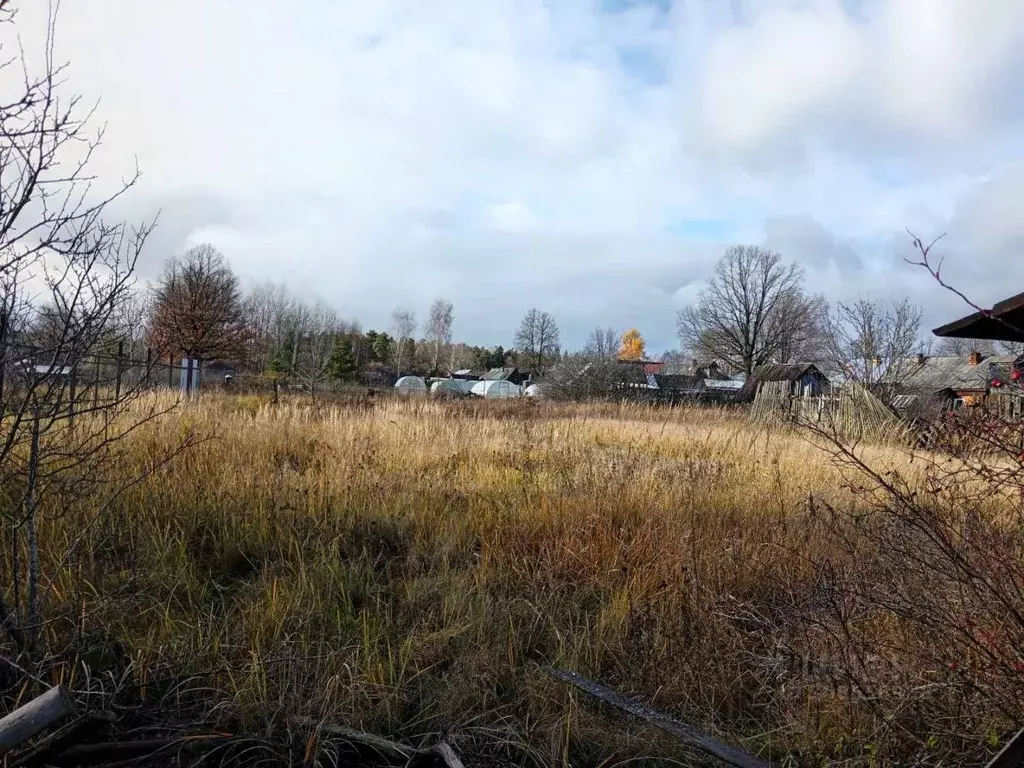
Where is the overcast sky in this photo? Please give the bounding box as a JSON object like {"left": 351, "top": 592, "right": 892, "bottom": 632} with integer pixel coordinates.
{"left": 15, "top": 0, "right": 1024, "bottom": 352}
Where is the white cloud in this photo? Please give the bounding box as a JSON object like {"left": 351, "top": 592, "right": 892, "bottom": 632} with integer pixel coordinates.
{"left": 5, "top": 0, "right": 1024, "bottom": 352}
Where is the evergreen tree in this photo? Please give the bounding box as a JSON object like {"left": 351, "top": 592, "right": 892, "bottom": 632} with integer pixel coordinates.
{"left": 328, "top": 334, "right": 357, "bottom": 381}
{"left": 365, "top": 330, "right": 393, "bottom": 362}
{"left": 268, "top": 330, "right": 296, "bottom": 375}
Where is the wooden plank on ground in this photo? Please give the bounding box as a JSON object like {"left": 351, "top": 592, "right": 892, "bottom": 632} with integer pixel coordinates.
{"left": 545, "top": 668, "right": 769, "bottom": 768}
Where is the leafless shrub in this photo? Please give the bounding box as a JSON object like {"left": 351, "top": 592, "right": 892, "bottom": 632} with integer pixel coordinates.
{"left": 0, "top": 3, "right": 197, "bottom": 655}
{"left": 779, "top": 234, "right": 1024, "bottom": 764}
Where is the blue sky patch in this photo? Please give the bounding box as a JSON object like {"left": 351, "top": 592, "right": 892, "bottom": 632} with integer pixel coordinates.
{"left": 666, "top": 218, "right": 735, "bottom": 241}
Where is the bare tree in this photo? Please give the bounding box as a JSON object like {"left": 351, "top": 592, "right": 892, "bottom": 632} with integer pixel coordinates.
{"left": 514, "top": 309, "right": 560, "bottom": 373}
{"left": 447, "top": 342, "right": 475, "bottom": 374}
{"left": 935, "top": 336, "right": 995, "bottom": 356}
{"left": 149, "top": 244, "right": 249, "bottom": 388}
{"left": 768, "top": 291, "right": 831, "bottom": 364}
{"left": 425, "top": 299, "right": 454, "bottom": 375}
{"left": 825, "top": 295, "right": 923, "bottom": 391}
{"left": 676, "top": 245, "right": 816, "bottom": 375}
{"left": 390, "top": 308, "right": 416, "bottom": 377}
{"left": 244, "top": 281, "right": 298, "bottom": 374}
{"left": 998, "top": 340, "right": 1024, "bottom": 356}
{"left": 583, "top": 327, "right": 617, "bottom": 361}
{"left": 0, "top": 4, "right": 196, "bottom": 651}
{"left": 293, "top": 302, "right": 340, "bottom": 399}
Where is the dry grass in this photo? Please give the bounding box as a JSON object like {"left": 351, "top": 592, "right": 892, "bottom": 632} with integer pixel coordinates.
{"left": 11, "top": 394, "right": 1016, "bottom": 766}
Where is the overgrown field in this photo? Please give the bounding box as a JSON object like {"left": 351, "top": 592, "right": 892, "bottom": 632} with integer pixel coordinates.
{"left": 9, "top": 395, "right": 1024, "bottom": 766}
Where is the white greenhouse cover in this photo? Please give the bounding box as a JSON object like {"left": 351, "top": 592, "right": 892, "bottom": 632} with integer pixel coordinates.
{"left": 430, "top": 379, "right": 470, "bottom": 396}
{"left": 470, "top": 380, "right": 521, "bottom": 399}
{"left": 394, "top": 376, "right": 427, "bottom": 394}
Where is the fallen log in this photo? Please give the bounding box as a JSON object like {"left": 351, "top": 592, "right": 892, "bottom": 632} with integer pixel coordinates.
{"left": 544, "top": 668, "right": 769, "bottom": 768}
{"left": 0, "top": 685, "right": 77, "bottom": 756}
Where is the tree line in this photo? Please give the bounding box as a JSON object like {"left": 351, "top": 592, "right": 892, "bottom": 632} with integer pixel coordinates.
{"left": 138, "top": 245, "right": 572, "bottom": 388}
{"left": 676, "top": 244, "right": 1022, "bottom": 384}
{"left": 138, "top": 241, "right": 1020, "bottom": 395}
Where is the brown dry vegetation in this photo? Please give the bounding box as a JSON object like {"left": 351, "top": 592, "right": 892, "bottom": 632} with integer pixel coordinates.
{"left": 6, "top": 394, "right": 1022, "bottom": 766}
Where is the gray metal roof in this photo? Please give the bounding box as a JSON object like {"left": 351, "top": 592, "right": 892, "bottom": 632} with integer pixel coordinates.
{"left": 653, "top": 374, "right": 705, "bottom": 391}
{"left": 895, "top": 355, "right": 1014, "bottom": 392}
{"left": 704, "top": 378, "right": 744, "bottom": 391}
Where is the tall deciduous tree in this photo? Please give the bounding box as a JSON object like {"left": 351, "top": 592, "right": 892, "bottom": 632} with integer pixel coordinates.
{"left": 389, "top": 309, "right": 416, "bottom": 376}
{"left": 292, "top": 302, "right": 340, "bottom": 397}
{"left": 149, "top": 244, "right": 248, "bottom": 367}
{"left": 935, "top": 336, "right": 995, "bottom": 356}
{"left": 826, "top": 295, "right": 923, "bottom": 390}
{"left": 618, "top": 329, "right": 646, "bottom": 361}
{"left": 583, "top": 327, "right": 617, "bottom": 361}
{"left": 425, "top": 299, "right": 454, "bottom": 375}
{"left": 676, "top": 245, "right": 817, "bottom": 375}
{"left": 244, "top": 281, "right": 298, "bottom": 374}
{"left": 514, "top": 309, "right": 560, "bottom": 373}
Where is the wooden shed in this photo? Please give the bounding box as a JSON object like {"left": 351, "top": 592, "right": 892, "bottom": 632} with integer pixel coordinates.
{"left": 736, "top": 363, "right": 829, "bottom": 403}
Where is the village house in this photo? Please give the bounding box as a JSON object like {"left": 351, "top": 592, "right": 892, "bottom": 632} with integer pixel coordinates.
{"left": 893, "top": 352, "right": 1023, "bottom": 407}
{"left": 924, "top": 291, "right": 1024, "bottom": 410}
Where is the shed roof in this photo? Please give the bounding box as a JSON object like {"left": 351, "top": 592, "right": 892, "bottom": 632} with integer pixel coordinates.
{"left": 737, "top": 363, "right": 826, "bottom": 401}
{"left": 933, "top": 291, "right": 1024, "bottom": 342}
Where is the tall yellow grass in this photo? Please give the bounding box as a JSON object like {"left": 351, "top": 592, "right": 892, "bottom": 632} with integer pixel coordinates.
{"left": 19, "top": 395, "right": 992, "bottom": 765}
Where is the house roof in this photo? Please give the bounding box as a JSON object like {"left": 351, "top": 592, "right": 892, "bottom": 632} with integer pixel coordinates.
{"left": 481, "top": 367, "right": 517, "bottom": 381}
{"left": 612, "top": 362, "right": 650, "bottom": 385}
{"left": 933, "top": 291, "right": 1024, "bottom": 342}
{"left": 893, "top": 354, "right": 1017, "bottom": 392}
{"left": 704, "top": 378, "right": 744, "bottom": 391}
{"left": 657, "top": 362, "right": 690, "bottom": 376}
{"left": 564, "top": 361, "right": 651, "bottom": 387}
{"left": 653, "top": 374, "right": 705, "bottom": 391}
{"left": 737, "top": 363, "right": 826, "bottom": 401}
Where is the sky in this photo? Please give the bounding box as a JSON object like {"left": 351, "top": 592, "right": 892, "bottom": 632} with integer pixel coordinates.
{"left": 12, "top": 0, "right": 1024, "bottom": 352}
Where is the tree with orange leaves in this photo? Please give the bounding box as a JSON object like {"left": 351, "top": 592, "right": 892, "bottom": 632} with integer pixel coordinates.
{"left": 618, "top": 328, "right": 646, "bottom": 361}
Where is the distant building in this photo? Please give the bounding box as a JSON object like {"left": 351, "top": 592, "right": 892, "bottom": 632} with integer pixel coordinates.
{"left": 481, "top": 367, "right": 532, "bottom": 386}
{"left": 737, "top": 363, "right": 829, "bottom": 402}
{"left": 894, "top": 352, "right": 1024, "bottom": 406}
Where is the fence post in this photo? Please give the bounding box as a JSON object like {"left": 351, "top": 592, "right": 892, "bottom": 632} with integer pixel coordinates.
{"left": 68, "top": 366, "right": 77, "bottom": 430}
{"left": 92, "top": 354, "right": 99, "bottom": 408}
{"left": 114, "top": 341, "right": 124, "bottom": 401}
